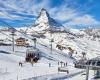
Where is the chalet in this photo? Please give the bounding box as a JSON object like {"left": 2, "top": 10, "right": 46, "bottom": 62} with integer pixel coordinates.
{"left": 16, "top": 37, "right": 28, "bottom": 46}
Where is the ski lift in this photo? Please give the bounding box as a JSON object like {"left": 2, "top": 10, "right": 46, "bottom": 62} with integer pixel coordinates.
{"left": 25, "top": 48, "right": 40, "bottom": 63}
{"left": 75, "top": 57, "right": 100, "bottom": 70}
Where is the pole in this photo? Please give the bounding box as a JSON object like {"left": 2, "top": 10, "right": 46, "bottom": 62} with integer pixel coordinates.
{"left": 34, "top": 39, "right": 36, "bottom": 48}
{"left": 50, "top": 29, "right": 53, "bottom": 54}
{"left": 11, "top": 31, "right": 15, "bottom": 52}
{"left": 86, "top": 65, "right": 89, "bottom": 80}
{"left": 51, "top": 40, "right": 52, "bottom": 54}
{"left": 12, "top": 33, "right": 14, "bottom": 52}
{"left": 33, "top": 38, "right": 36, "bottom": 48}
{"left": 10, "top": 28, "right": 16, "bottom": 52}
{"left": 17, "top": 75, "right": 18, "bottom": 80}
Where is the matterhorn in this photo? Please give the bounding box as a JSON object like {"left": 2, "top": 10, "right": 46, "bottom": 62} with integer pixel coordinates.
{"left": 27, "top": 8, "right": 64, "bottom": 34}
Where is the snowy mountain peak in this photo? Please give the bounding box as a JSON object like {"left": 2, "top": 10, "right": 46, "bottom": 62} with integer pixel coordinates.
{"left": 28, "top": 8, "right": 63, "bottom": 32}
{"left": 35, "top": 8, "right": 50, "bottom": 24}
{"left": 40, "top": 8, "right": 49, "bottom": 18}
{"left": 41, "top": 8, "right": 48, "bottom": 14}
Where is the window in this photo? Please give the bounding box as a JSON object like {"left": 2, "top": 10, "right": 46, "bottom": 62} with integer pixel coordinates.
{"left": 97, "top": 61, "right": 100, "bottom": 66}
{"left": 92, "top": 61, "right": 95, "bottom": 65}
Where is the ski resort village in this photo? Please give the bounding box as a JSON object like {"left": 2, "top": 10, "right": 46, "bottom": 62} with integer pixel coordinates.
{"left": 0, "top": 0, "right": 100, "bottom": 80}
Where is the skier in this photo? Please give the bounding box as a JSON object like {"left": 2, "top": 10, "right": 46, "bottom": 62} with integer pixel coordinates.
{"left": 66, "top": 62, "right": 67, "bottom": 66}
{"left": 19, "top": 62, "right": 23, "bottom": 67}
{"left": 49, "top": 63, "right": 51, "bottom": 67}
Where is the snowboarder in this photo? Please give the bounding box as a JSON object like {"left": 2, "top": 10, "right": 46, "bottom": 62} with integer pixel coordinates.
{"left": 58, "top": 62, "right": 59, "bottom": 65}
{"left": 67, "top": 70, "right": 69, "bottom": 74}
{"left": 64, "top": 63, "right": 65, "bottom": 67}
{"left": 60, "top": 61, "right": 63, "bottom": 67}
{"left": 65, "top": 62, "right": 67, "bottom": 66}
{"left": 49, "top": 63, "right": 51, "bottom": 67}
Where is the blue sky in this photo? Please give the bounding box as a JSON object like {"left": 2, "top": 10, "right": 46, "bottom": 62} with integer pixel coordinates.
{"left": 0, "top": 0, "right": 100, "bottom": 28}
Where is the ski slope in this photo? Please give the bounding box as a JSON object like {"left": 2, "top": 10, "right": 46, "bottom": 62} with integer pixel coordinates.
{"left": 0, "top": 8, "right": 100, "bottom": 80}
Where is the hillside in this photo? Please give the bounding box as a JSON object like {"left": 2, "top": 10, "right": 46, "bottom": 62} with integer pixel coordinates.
{"left": 0, "top": 8, "right": 100, "bottom": 80}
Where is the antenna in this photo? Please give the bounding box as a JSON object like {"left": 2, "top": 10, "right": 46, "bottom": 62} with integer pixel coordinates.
{"left": 86, "top": 65, "right": 89, "bottom": 80}
{"left": 50, "top": 26, "right": 54, "bottom": 54}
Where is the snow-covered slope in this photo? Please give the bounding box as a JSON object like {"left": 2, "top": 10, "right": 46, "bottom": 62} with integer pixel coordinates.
{"left": 0, "top": 8, "right": 100, "bottom": 80}
{"left": 84, "top": 28, "right": 100, "bottom": 41}
{"left": 0, "top": 26, "right": 100, "bottom": 80}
